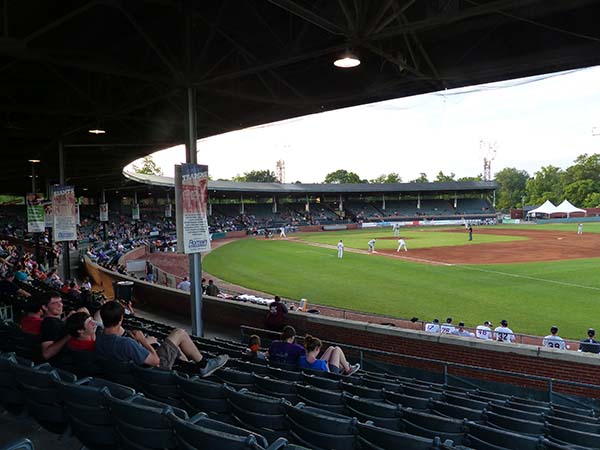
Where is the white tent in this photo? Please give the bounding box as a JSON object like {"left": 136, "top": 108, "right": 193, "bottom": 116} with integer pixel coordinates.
{"left": 527, "top": 200, "right": 557, "bottom": 217}
{"left": 556, "top": 199, "right": 586, "bottom": 218}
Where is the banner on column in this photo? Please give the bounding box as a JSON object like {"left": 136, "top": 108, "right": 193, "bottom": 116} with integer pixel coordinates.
{"left": 52, "top": 185, "right": 77, "bottom": 242}
{"left": 26, "top": 193, "right": 45, "bottom": 233}
{"left": 99, "top": 203, "right": 109, "bottom": 222}
{"left": 132, "top": 204, "right": 140, "bottom": 221}
{"left": 165, "top": 203, "right": 172, "bottom": 218}
{"left": 178, "top": 163, "right": 211, "bottom": 254}
{"left": 44, "top": 202, "right": 53, "bottom": 228}
{"left": 75, "top": 203, "right": 81, "bottom": 226}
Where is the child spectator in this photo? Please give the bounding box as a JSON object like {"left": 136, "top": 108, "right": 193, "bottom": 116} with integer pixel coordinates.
{"left": 298, "top": 335, "right": 360, "bottom": 375}
{"left": 65, "top": 311, "right": 98, "bottom": 352}
{"left": 244, "top": 334, "right": 266, "bottom": 361}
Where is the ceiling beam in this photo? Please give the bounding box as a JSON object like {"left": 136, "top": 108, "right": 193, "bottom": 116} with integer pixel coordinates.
{"left": 267, "top": 0, "right": 346, "bottom": 36}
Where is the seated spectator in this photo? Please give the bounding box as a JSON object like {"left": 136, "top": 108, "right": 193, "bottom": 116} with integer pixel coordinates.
{"left": 476, "top": 321, "right": 493, "bottom": 340}
{"left": 177, "top": 277, "right": 191, "bottom": 292}
{"left": 40, "top": 292, "right": 70, "bottom": 363}
{"left": 205, "top": 279, "right": 219, "bottom": 296}
{"left": 268, "top": 325, "right": 305, "bottom": 366}
{"left": 543, "top": 325, "right": 566, "bottom": 350}
{"left": 80, "top": 277, "right": 92, "bottom": 291}
{"left": 243, "top": 334, "right": 266, "bottom": 361}
{"left": 494, "top": 320, "right": 515, "bottom": 343}
{"left": 298, "top": 335, "right": 360, "bottom": 375}
{"left": 20, "top": 298, "right": 43, "bottom": 335}
{"left": 0, "top": 271, "right": 31, "bottom": 297}
{"left": 579, "top": 328, "right": 599, "bottom": 353}
{"left": 95, "top": 301, "right": 228, "bottom": 377}
{"left": 265, "top": 295, "right": 288, "bottom": 332}
{"left": 65, "top": 311, "right": 98, "bottom": 352}
{"left": 452, "top": 322, "right": 474, "bottom": 337}
{"left": 425, "top": 318, "right": 440, "bottom": 333}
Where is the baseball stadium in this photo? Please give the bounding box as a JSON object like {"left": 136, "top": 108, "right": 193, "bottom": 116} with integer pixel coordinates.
{"left": 3, "top": 2, "right": 600, "bottom": 450}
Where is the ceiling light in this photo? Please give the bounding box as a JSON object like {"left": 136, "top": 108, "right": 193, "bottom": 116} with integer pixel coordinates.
{"left": 28, "top": 159, "right": 41, "bottom": 163}
{"left": 334, "top": 51, "right": 360, "bottom": 68}
{"left": 88, "top": 128, "right": 106, "bottom": 134}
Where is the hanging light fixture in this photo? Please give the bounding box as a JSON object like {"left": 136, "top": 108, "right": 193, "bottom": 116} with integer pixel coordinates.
{"left": 334, "top": 50, "right": 361, "bottom": 68}
{"left": 88, "top": 128, "right": 106, "bottom": 134}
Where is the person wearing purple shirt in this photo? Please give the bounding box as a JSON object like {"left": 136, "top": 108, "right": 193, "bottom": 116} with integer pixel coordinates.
{"left": 268, "top": 326, "right": 305, "bottom": 366}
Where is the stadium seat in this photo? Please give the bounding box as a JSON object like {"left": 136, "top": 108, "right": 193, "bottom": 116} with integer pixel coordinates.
{"left": 463, "top": 421, "right": 542, "bottom": 450}
{"left": 341, "top": 381, "right": 384, "bottom": 399}
{"left": 95, "top": 356, "right": 138, "bottom": 389}
{"left": 468, "top": 390, "right": 511, "bottom": 402}
{"left": 176, "top": 373, "right": 230, "bottom": 416}
{"left": 400, "top": 408, "right": 466, "bottom": 441}
{"left": 267, "top": 366, "right": 303, "bottom": 382}
{"left": 550, "top": 408, "right": 600, "bottom": 424}
{"left": 295, "top": 383, "right": 346, "bottom": 414}
{"left": 362, "top": 377, "right": 402, "bottom": 392}
{"left": 546, "top": 423, "right": 600, "bottom": 448}
{"left": 384, "top": 390, "right": 431, "bottom": 410}
{"left": 357, "top": 422, "right": 446, "bottom": 450}
{"left": 550, "top": 403, "right": 596, "bottom": 417}
{"left": 134, "top": 365, "right": 182, "bottom": 407}
{"left": 343, "top": 394, "right": 402, "bottom": 430}
{"left": 482, "top": 410, "right": 546, "bottom": 435}
{"left": 401, "top": 384, "right": 444, "bottom": 400}
{"left": 56, "top": 377, "right": 135, "bottom": 449}
{"left": 443, "top": 392, "right": 489, "bottom": 411}
{"left": 301, "top": 373, "right": 342, "bottom": 391}
{"left": 217, "top": 367, "right": 255, "bottom": 389}
{"left": 546, "top": 415, "right": 600, "bottom": 434}
{"left": 487, "top": 402, "right": 545, "bottom": 422}
{"left": 232, "top": 359, "right": 270, "bottom": 375}
{"left": 429, "top": 399, "right": 484, "bottom": 422}
{"left": 506, "top": 399, "right": 550, "bottom": 414}
{"left": 168, "top": 411, "right": 273, "bottom": 450}
{"left": 105, "top": 392, "right": 187, "bottom": 450}
{"left": 285, "top": 403, "right": 357, "bottom": 450}
{"left": 0, "top": 439, "right": 34, "bottom": 450}
{"left": 253, "top": 374, "right": 298, "bottom": 403}
{"left": 0, "top": 352, "right": 27, "bottom": 410}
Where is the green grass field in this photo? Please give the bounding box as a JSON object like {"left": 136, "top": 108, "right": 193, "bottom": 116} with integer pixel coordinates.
{"left": 204, "top": 224, "right": 600, "bottom": 339}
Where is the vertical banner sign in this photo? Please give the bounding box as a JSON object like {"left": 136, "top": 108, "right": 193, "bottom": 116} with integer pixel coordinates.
{"left": 180, "top": 163, "right": 211, "bottom": 254}
{"left": 26, "top": 193, "right": 45, "bottom": 233}
{"left": 99, "top": 203, "right": 109, "bottom": 222}
{"left": 165, "top": 203, "right": 172, "bottom": 218}
{"left": 52, "top": 185, "right": 77, "bottom": 242}
{"left": 75, "top": 203, "right": 81, "bottom": 226}
{"left": 44, "top": 202, "right": 53, "bottom": 228}
{"left": 132, "top": 204, "right": 140, "bottom": 220}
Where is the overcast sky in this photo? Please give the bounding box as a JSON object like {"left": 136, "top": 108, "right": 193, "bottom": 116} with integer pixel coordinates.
{"left": 126, "top": 65, "right": 600, "bottom": 183}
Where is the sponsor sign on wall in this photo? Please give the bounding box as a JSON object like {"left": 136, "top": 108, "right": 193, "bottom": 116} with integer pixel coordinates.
{"left": 52, "top": 185, "right": 77, "bottom": 241}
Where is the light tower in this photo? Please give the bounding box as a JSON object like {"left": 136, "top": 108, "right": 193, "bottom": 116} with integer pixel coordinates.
{"left": 480, "top": 140, "right": 497, "bottom": 181}
{"left": 276, "top": 159, "right": 285, "bottom": 183}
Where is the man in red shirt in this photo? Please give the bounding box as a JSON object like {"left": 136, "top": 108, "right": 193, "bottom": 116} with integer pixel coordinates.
{"left": 265, "top": 296, "right": 288, "bottom": 332}
{"left": 21, "top": 299, "right": 43, "bottom": 335}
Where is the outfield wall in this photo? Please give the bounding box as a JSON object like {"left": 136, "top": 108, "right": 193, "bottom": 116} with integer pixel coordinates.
{"left": 84, "top": 256, "right": 600, "bottom": 400}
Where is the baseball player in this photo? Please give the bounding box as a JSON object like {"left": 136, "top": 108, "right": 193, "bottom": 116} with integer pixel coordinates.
{"left": 440, "top": 317, "right": 456, "bottom": 334}
{"left": 577, "top": 223, "right": 583, "bottom": 235}
{"left": 337, "top": 240, "right": 344, "bottom": 259}
{"left": 397, "top": 237, "right": 407, "bottom": 252}
{"left": 494, "top": 319, "right": 515, "bottom": 343}
{"left": 425, "top": 319, "right": 441, "bottom": 333}
{"left": 368, "top": 239, "right": 376, "bottom": 253}
{"left": 393, "top": 223, "right": 400, "bottom": 236}
{"left": 280, "top": 226, "right": 287, "bottom": 238}
{"left": 542, "top": 326, "right": 566, "bottom": 350}
{"left": 476, "top": 321, "right": 493, "bottom": 340}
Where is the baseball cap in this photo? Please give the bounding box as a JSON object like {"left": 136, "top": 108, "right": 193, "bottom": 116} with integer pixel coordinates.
{"left": 588, "top": 328, "right": 595, "bottom": 336}
{"left": 500, "top": 320, "right": 508, "bottom": 326}
{"left": 446, "top": 317, "right": 453, "bottom": 323}
{"left": 484, "top": 321, "right": 491, "bottom": 326}
{"left": 432, "top": 319, "right": 439, "bottom": 324}
{"left": 550, "top": 326, "right": 558, "bottom": 333}
{"left": 458, "top": 322, "right": 465, "bottom": 327}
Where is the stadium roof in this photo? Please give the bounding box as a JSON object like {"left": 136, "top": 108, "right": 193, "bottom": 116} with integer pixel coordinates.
{"left": 125, "top": 171, "right": 497, "bottom": 196}
{"left": 2, "top": 1, "right": 600, "bottom": 195}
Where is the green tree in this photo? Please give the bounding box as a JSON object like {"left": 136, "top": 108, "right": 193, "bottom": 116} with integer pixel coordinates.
{"left": 370, "top": 173, "right": 402, "bottom": 183}
{"left": 233, "top": 170, "right": 278, "bottom": 182}
{"left": 563, "top": 179, "right": 597, "bottom": 207}
{"left": 324, "top": 169, "right": 363, "bottom": 184}
{"left": 410, "top": 173, "right": 429, "bottom": 183}
{"left": 563, "top": 154, "right": 600, "bottom": 186}
{"left": 525, "top": 165, "right": 564, "bottom": 205}
{"left": 435, "top": 171, "right": 455, "bottom": 182}
{"left": 132, "top": 155, "right": 163, "bottom": 176}
{"left": 584, "top": 192, "right": 600, "bottom": 207}
{"left": 457, "top": 175, "right": 483, "bottom": 182}
{"left": 494, "top": 167, "right": 530, "bottom": 210}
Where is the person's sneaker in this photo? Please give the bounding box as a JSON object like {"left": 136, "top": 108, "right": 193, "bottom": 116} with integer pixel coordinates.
{"left": 346, "top": 363, "right": 360, "bottom": 376}
{"left": 198, "top": 354, "right": 229, "bottom": 378}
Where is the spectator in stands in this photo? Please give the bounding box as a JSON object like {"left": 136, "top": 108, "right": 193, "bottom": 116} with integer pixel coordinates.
{"left": 65, "top": 311, "right": 98, "bottom": 351}
{"left": 476, "top": 321, "right": 493, "bottom": 340}
{"left": 0, "top": 271, "right": 31, "bottom": 297}
{"left": 95, "top": 301, "right": 228, "bottom": 377}
{"left": 579, "top": 328, "right": 599, "bottom": 353}
{"left": 268, "top": 325, "right": 305, "bottom": 366}
{"left": 298, "top": 335, "right": 360, "bottom": 375}
{"left": 81, "top": 277, "right": 92, "bottom": 291}
{"left": 205, "top": 279, "right": 219, "bottom": 297}
{"left": 20, "top": 298, "right": 43, "bottom": 336}
{"left": 265, "top": 295, "right": 288, "bottom": 332}
{"left": 201, "top": 278, "right": 206, "bottom": 293}
{"left": 243, "top": 334, "right": 266, "bottom": 361}
{"left": 543, "top": 326, "right": 566, "bottom": 350}
{"left": 177, "top": 277, "right": 191, "bottom": 292}
{"left": 494, "top": 319, "right": 515, "bottom": 343}
{"left": 40, "top": 292, "right": 70, "bottom": 363}
{"left": 452, "top": 322, "right": 475, "bottom": 337}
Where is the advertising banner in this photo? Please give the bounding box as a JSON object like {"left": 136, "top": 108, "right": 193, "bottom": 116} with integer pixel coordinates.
{"left": 132, "top": 204, "right": 140, "bottom": 221}
{"left": 75, "top": 203, "right": 81, "bottom": 226}
{"left": 99, "top": 203, "right": 108, "bottom": 222}
{"left": 52, "top": 185, "right": 77, "bottom": 241}
{"left": 165, "top": 203, "right": 172, "bottom": 218}
{"left": 179, "top": 163, "right": 211, "bottom": 254}
{"left": 44, "top": 202, "right": 53, "bottom": 228}
{"left": 26, "top": 193, "right": 45, "bottom": 233}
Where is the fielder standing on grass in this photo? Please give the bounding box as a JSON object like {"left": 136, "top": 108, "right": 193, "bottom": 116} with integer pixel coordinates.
{"left": 468, "top": 225, "right": 473, "bottom": 241}
{"left": 368, "top": 238, "right": 376, "bottom": 253}
{"left": 578, "top": 223, "right": 583, "bottom": 235}
{"left": 337, "top": 240, "right": 344, "bottom": 259}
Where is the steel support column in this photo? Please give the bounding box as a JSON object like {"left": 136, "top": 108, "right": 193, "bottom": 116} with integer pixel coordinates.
{"left": 58, "top": 140, "right": 70, "bottom": 281}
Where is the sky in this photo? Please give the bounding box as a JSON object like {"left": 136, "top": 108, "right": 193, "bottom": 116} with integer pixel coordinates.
{"left": 125, "top": 65, "right": 600, "bottom": 183}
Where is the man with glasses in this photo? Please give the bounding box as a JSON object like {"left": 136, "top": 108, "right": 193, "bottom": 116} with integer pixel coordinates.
{"left": 40, "top": 292, "right": 69, "bottom": 363}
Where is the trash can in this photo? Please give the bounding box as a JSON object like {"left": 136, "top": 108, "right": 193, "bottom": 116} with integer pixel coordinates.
{"left": 113, "top": 280, "right": 134, "bottom": 302}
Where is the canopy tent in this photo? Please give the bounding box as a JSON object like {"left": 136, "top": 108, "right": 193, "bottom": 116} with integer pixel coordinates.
{"left": 527, "top": 200, "right": 558, "bottom": 216}
{"left": 556, "top": 200, "right": 587, "bottom": 217}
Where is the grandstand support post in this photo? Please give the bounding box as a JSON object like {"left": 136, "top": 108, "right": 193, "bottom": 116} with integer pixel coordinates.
{"left": 382, "top": 194, "right": 386, "bottom": 211}
{"left": 272, "top": 196, "right": 277, "bottom": 213}
{"left": 58, "top": 140, "right": 70, "bottom": 281}
{"left": 185, "top": 86, "right": 203, "bottom": 337}
{"left": 417, "top": 193, "right": 421, "bottom": 209}
{"left": 443, "top": 363, "right": 448, "bottom": 385}
{"left": 454, "top": 192, "right": 457, "bottom": 208}
{"left": 339, "top": 195, "right": 343, "bottom": 211}
{"left": 493, "top": 190, "right": 496, "bottom": 207}
{"left": 240, "top": 194, "right": 244, "bottom": 214}
{"left": 305, "top": 195, "right": 309, "bottom": 212}
{"left": 548, "top": 379, "right": 554, "bottom": 403}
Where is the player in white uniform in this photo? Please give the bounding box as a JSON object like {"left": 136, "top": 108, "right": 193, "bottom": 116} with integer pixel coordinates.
{"left": 425, "top": 319, "right": 440, "bottom": 333}
{"left": 476, "top": 321, "right": 493, "bottom": 340}
{"left": 543, "top": 326, "right": 566, "bottom": 350}
{"left": 393, "top": 223, "right": 400, "bottom": 236}
{"left": 577, "top": 223, "right": 583, "bottom": 235}
{"left": 452, "top": 322, "right": 475, "bottom": 337}
{"left": 494, "top": 319, "right": 515, "bottom": 343}
{"left": 397, "top": 238, "right": 407, "bottom": 252}
{"left": 440, "top": 317, "right": 456, "bottom": 334}
{"left": 368, "top": 239, "right": 376, "bottom": 253}
{"left": 280, "top": 226, "right": 287, "bottom": 238}
{"left": 337, "top": 240, "right": 344, "bottom": 259}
